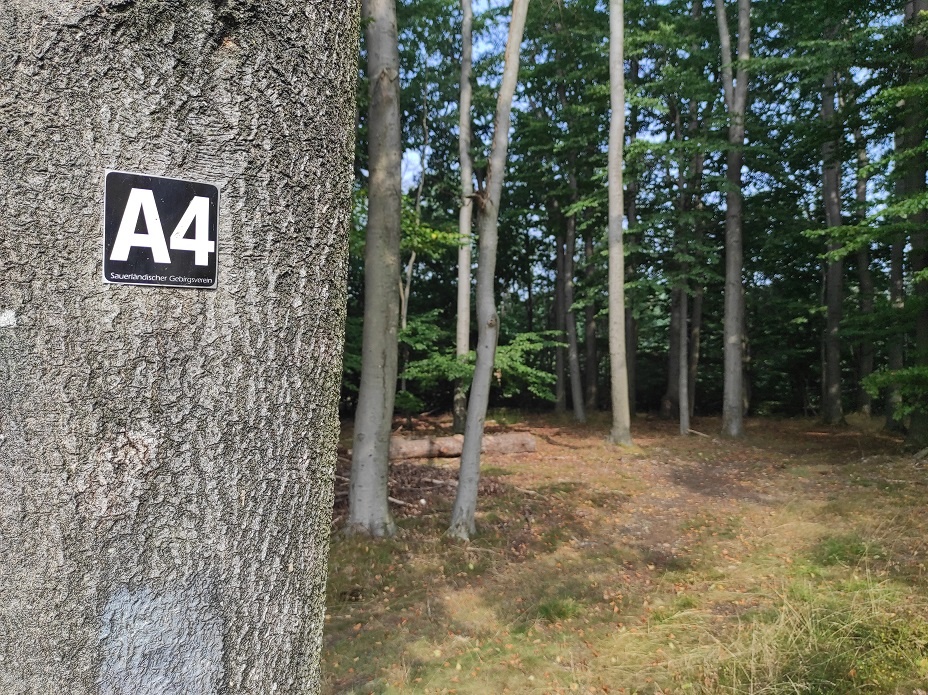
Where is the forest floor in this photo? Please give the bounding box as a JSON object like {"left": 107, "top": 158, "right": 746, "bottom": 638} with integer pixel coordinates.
{"left": 323, "top": 413, "right": 928, "bottom": 694}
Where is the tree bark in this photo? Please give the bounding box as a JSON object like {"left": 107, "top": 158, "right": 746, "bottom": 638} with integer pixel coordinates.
{"left": 906, "top": 0, "right": 928, "bottom": 447}
{"left": 662, "top": 287, "right": 683, "bottom": 419}
{"left": 349, "top": 0, "right": 403, "bottom": 537}
{"left": 449, "top": 0, "right": 529, "bottom": 540}
{"left": 715, "top": 0, "right": 750, "bottom": 438}
{"left": 565, "top": 168, "right": 587, "bottom": 423}
{"left": 854, "top": 131, "right": 875, "bottom": 415}
{"left": 609, "top": 0, "right": 633, "bottom": 445}
{"left": 822, "top": 67, "right": 845, "bottom": 425}
{"left": 554, "top": 232, "right": 568, "bottom": 413}
{"left": 679, "top": 287, "right": 691, "bottom": 435}
{"left": 585, "top": 232, "right": 599, "bottom": 410}
{"left": 453, "top": 0, "right": 474, "bottom": 435}
{"left": 0, "top": 2, "right": 357, "bottom": 692}
{"left": 887, "top": 232, "right": 906, "bottom": 431}
{"left": 688, "top": 286, "right": 704, "bottom": 418}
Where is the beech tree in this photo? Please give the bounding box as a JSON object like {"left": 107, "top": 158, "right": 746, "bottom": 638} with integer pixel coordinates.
{"left": 609, "top": 0, "right": 633, "bottom": 446}
{"left": 349, "top": 0, "right": 403, "bottom": 537}
{"left": 714, "top": 0, "right": 751, "bottom": 438}
{"left": 454, "top": 0, "right": 475, "bottom": 435}
{"left": 0, "top": 2, "right": 357, "bottom": 692}
{"left": 449, "top": 0, "right": 530, "bottom": 540}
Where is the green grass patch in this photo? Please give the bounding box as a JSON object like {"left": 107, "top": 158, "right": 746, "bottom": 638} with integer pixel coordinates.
{"left": 811, "top": 533, "right": 884, "bottom": 567}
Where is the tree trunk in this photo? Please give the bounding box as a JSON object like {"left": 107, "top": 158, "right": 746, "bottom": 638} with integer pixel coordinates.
{"left": 449, "top": 0, "right": 529, "bottom": 540}
{"left": 453, "top": 0, "right": 475, "bottom": 435}
{"left": 565, "top": 170, "right": 587, "bottom": 423}
{"left": 662, "top": 287, "right": 683, "bottom": 418}
{"left": 906, "top": 0, "right": 928, "bottom": 447}
{"left": 555, "top": 233, "right": 568, "bottom": 413}
{"left": 609, "top": 0, "right": 633, "bottom": 445}
{"left": 688, "top": 286, "right": 704, "bottom": 418}
{"left": 715, "top": 0, "right": 750, "bottom": 438}
{"left": 349, "top": 0, "right": 403, "bottom": 537}
{"left": 822, "top": 67, "right": 845, "bottom": 425}
{"left": 854, "top": 132, "right": 875, "bottom": 416}
{"left": 585, "top": 232, "right": 599, "bottom": 410}
{"left": 679, "top": 287, "right": 691, "bottom": 435}
{"left": 0, "top": 3, "right": 357, "bottom": 692}
{"left": 887, "top": 233, "right": 906, "bottom": 431}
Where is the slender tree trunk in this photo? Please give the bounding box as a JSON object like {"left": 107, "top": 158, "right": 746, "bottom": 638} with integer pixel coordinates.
{"left": 555, "top": 233, "right": 568, "bottom": 413}
{"left": 688, "top": 286, "right": 704, "bottom": 418}
{"left": 854, "top": 131, "right": 875, "bottom": 415}
{"left": 822, "top": 67, "right": 845, "bottom": 425}
{"left": 906, "top": 0, "right": 928, "bottom": 446}
{"left": 449, "top": 0, "right": 529, "bottom": 540}
{"left": 585, "top": 232, "right": 599, "bottom": 410}
{"left": 662, "top": 288, "right": 683, "bottom": 418}
{"left": 625, "top": 57, "right": 641, "bottom": 419}
{"left": 608, "top": 0, "right": 633, "bottom": 445}
{"left": 715, "top": 0, "right": 750, "bottom": 438}
{"left": 679, "top": 286, "right": 691, "bottom": 435}
{"left": 887, "top": 233, "right": 906, "bottom": 430}
{"left": 565, "top": 168, "right": 587, "bottom": 423}
{"left": 454, "top": 0, "right": 474, "bottom": 435}
{"left": 349, "top": 0, "right": 402, "bottom": 537}
{"left": 0, "top": 3, "right": 358, "bottom": 691}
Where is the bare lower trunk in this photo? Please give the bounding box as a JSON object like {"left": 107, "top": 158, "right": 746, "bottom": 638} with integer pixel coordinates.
{"left": 565, "top": 176, "right": 586, "bottom": 423}
{"left": 608, "top": 0, "right": 633, "bottom": 445}
{"left": 626, "top": 309, "right": 638, "bottom": 417}
{"left": 855, "top": 134, "right": 875, "bottom": 415}
{"left": 679, "top": 288, "right": 690, "bottom": 435}
{"left": 555, "top": 235, "right": 568, "bottom": 413}
{"left": 449, "top": 0, "right": 529, "bottom": 540}
{"left": 349, "top": 0, "right": 403, "bottom": 537}
{"left": 887, "top": 234, "right": 906, "bottom": 431}
{"left": 453, "top": 0, "right": 474, "bottom": 435}
{"left": 688, "top": 287, "right": 704, "bottom": 418}
{"left": 905, "top": 0, "right": 928, "bottom": 447}
{"left": 822, "top": 67, "right": 844, "bottom": 425}
{"left": 662, "top": 287, "right": 683, "bottom": 419}
{"left": 715, "top": 0, "right": 750, "bottom": 438}
{"left": 0, "top": 3, "right": 357, "bottom": 692}
{"left": 585, "top": 233, "right": 599, "bottom": 410}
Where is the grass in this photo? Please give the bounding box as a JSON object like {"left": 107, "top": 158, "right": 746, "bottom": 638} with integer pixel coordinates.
{"left": 323, "top": 414, "right": 928, "bottom": 694}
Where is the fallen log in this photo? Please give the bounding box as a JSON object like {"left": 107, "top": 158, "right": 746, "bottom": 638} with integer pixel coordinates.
{"left": 387, "top": 432, "right": 536, "bottom": 460}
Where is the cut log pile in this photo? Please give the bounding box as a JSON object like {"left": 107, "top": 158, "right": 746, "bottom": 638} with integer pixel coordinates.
{"left": 386, "top": 432, "right": 536, "bottom": 460}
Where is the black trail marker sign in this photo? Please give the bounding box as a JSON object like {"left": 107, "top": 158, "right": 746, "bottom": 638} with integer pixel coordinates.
{"left": 103, "top": 170, "right": 220, "bottom": 288}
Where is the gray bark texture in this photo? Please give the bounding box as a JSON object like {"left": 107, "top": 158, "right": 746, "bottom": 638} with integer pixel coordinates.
{"left": 449, "top": 0, "right": 529, "bottom": 540}
{"left": 608, "top": 0, "right": 633, "bottom": 446}
{"left": 715, "top": 0, "right": 750, "bottom": 438}
{"left": 0, "top": 2, "right": 358, "bottom": 693}
{"left": 348, "top": 0, "right": 402, "bottom": 537}
{"left": 822, "top": 68, "right": 845, "bottom": 425}
{"left": 906, "top": 0, "right": 928, "bottom": 447}
{"left": 453, "top": 0, "right": 474, "bottom": 436}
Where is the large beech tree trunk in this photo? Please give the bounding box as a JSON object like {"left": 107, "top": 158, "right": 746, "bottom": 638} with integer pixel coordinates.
{"left": 715, "top": 0, "right": 751, "bottom": 438}
{"left": 0, "top": 2, "right": 357, "bottom": 692}
{"left": 608, "top": 0, "right": 633, "bottom": 445}
{"left": 349, "top": 0, "right": 402, "bottom": 537}
{"left": 453, "top": 0, "right": 474, "bottom": 435}
{"left": 449, "top": 0, "right": 529, "bottom": 540}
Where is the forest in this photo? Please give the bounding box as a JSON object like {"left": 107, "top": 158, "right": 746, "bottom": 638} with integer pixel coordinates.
{"left": 325, "top": 0, "right": 928, "bottom": 691}
{"left": 344, "top": 0, "right": 928, "bottom": 445}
